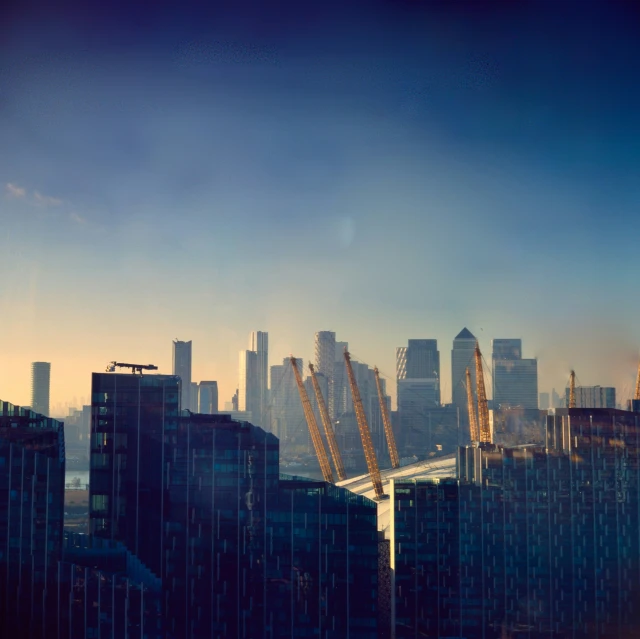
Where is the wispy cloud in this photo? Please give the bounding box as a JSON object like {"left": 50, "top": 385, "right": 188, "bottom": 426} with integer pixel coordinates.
{"left": 69, "top": 212, "right": 86, "bottom": 224}
{"left": 5, "top": 182, "right": 26, "bottom": 198}
{"left": 33, "top": 191, "right": 63, "bottom": 207}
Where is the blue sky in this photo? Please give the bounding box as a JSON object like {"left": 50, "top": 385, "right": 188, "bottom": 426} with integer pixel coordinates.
{"left": 2, "top": 1, "right": 640, "bottom": 412}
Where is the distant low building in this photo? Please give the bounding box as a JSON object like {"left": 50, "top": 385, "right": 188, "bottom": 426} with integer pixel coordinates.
{"left": 565, "top": 385, "right": 616, "bottom": 408}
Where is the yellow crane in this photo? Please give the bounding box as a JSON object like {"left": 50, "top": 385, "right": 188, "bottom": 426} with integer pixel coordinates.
{"left": 289, "top": 356, "right": 334, "bottom": 484}
{"left": 373, "top": 366, "right": 400, "bottom": 469}
{"left": 308, "top": 363, "right": 347, "bottom": 481}
{"left": 344, "top": 349, "right": 385, "bottom": 499}
{"left": 569, "top": 370, "right": 576, "bottom": 408}
{"left": 474, "top": 342, "right": 492, "bottom": 443}
{"left": 466, "top": 366, "right": 479, "bottom": 442}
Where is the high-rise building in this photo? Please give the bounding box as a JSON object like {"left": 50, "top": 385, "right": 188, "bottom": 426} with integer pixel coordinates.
{"left": 565, "top": 385, "right": 616, "bottom": 408}
{"left": 250, "top": 330, "right": 269, "bottom": 426}
{"left": 198, "top": 380, "right": 218, "bottom": 413}
{"left": 89, "top": 372, "right": 181, "bottom": 578}
{"left": 238, "top": 349, "right": 259, "bottom": 423}
{"left": 315, "top": 331, "right": 336, "bottom": 417}
{"left": 172, "top": 339, "right": 192, "bottom": 410}
{"left": 0, "top": 400, "right": 65, "bottom": 637}
{"left": 391, "top": 407, "right": 640, "bottom": 638}
{"left": 30, "top": 361, "right": 51, "bottom": 416}
{"left": 164, "top": 412, "right": 279, "bottom": 638}
{"left": 270, "top": 357, "right": 304, "bottom": 447}
{"left": 492, "top": 338, "right": 538, "bottom": 409}
{"left": 451, "top": 328, "right": 476, "bottom": 437}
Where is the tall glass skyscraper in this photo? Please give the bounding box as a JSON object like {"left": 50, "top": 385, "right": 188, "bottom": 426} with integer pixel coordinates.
{"left": 315, "top": 331, "right": 336, "bottom": 418}
{"left": 89, "top": 372, "right": 180, "bottom": 578}
{"left": 451, "top": 328, "right": 476, "bottom": 438}
{"left": 172, "top": 339, "right": 192, "bottom": 410}
{"left": 250, "top": 331, "right": 269, "bottom": 426}
{"left": 30, "top": 361, "right": 51, "bottom": 416}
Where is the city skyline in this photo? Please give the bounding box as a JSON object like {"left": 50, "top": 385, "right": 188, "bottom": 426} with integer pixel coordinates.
{"left": 2, "top": 325, "right": 638, "bottom": 417}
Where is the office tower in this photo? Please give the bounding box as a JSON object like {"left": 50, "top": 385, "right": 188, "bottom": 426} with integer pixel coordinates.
{"left": 198, "top": 380, "right": 218, "bottom": 413}
{"left": 250, "top": 330, "right": 269, "bottom": 426}
{"left": 172, "top": 339, "right": 192, "bottom": 410}
{"left": 89, "top": 372, "right": 181, "bottom": 578}
{"left": 269, "top": 357, "right": 304, "bottom": 447}
{"left": 271, "top": 476, "right": 379, "bottom": 639}
{"left": 539, "top": 391, "right": 550, "bottom": 410}
{"left": 334, "top": 340, "right": 349, "bottom": 418}
{"left": 0, "top": 400, "right": 65, "bottom": 637}
{"left": 238, "top": 349, "right": 259, "bottom": 423}
{"left": 391, "top": 407, "right": 640, "bottom": 638}
{"left": 397, "top": 379, "right": 439, "bottom": 454}
{"left": 451, "top": 328, "right": 476, "bottom": 436}
{"left": 164, "top": 412, "right": 279, "bottom": 638}
{"left": 492, "top": 338, "right": 538, "bottom": 409}
{"left": 564, "top": 385, "right": 616, "bottom": 408}
{"left": 315, "top": 331, "right": 336, "bottom": 417}
{"left": 30, "top": 361, "right": 51, "bottom": 416}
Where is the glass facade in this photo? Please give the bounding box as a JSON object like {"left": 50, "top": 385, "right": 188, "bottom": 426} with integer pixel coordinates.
{"left": 392, "top": 408, "right": 640, "bottom": 638}
{"left": 0, "top": 399, "right": 65, "bottom": 638}
{"left": 89, "top": 372, "right": 180, "bottom": 578}
{"left": 270, "top": 476, "right": 379, "bottom": 639}
{"left": 164, "top": 412, "right": 279, "bottom": 639}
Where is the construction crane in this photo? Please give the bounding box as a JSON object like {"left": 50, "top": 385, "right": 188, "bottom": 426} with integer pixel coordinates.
{"left": 106, "top": 362, "right": 158, "bottom": 375}
{"left": 466, "top": 366, "right": 479, "bottom": 442}
{"left": 569, "top": 370, "right": 576, "bottom": 408}
{"left": 343, "top": 349, "right": 385, "bottom": 499}
{"left": 289, "top": 357, "right": 334, "bottom": 484}
{"left": 474, "top": 343, "right": 492, "bottom": 443}
{"left": 373, "top": 366, "right": 400, "bottom": 469}
{"left": 308, "top": 363, "right": 347, "bottom": 481}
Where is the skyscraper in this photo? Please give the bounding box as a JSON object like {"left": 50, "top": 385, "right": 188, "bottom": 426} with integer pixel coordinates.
{"left": 451, "top": 328, "right": 476, "bottom": 436}
{"left": 238, "top": 349, "right": 259, "bottom": 423}
{"left": 250, "top": 331, "right": 269, "bottom": 426}
{"left": 89, "top": 371, "right": 181, "bottom": 578}
{"left": 315, "top": 331, "right": 336, "bottom": 417}
{"left": 334, "top": 340, "right": 349, "bottom": 418}
{"left": 397, "top": 339, "right": 440, "bottom": 401}
{"left": 172, "top": 339, "right": 192, "bottom": 410}
{"left": 492, "top": 338, "right": 538, "bottom": 409}
{"left": 30, "top": 361, "right": 51, "bottom": 416}
{"left": 269, "top": 357, "right": 304, "bottom": 447}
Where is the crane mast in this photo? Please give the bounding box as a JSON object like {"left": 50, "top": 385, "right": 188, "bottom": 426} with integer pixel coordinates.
{"left": 474, "top": 343, "right": 492, "bottom": 444}
{"left": 569, "top": 370, "right": 576, "bottom": 408}
{"left": 308, "top": 363, "right": 347, "bottom": 481}
{"left": 289, "top": 357, "right": 334, "bottom": 484}
{"left": 373, "top": 367, "right": 400, "bottom": 469}
{"left": 344, "top": 350, "right": 385, "bottom": 499}
{"left": 466, "top": 366, "right": 479, "bottom": 442}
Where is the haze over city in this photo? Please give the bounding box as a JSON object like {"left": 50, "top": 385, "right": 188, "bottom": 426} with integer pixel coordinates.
{"left": 2, "top": 0, "right": 640, "bottom": 411}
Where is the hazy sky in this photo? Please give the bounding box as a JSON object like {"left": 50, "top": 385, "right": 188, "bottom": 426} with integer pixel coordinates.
{"left": 2, "top": 1, "right": 640, "bottom": 414}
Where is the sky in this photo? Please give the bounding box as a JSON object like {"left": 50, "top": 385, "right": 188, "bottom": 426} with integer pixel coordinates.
{"left": 2, "top": 0, "right": 640, "bottom": 414}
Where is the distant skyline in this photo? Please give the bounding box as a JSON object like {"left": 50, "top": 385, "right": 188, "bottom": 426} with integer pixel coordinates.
{"left": 2, "top": 1, "right": 640, "bottom": 413}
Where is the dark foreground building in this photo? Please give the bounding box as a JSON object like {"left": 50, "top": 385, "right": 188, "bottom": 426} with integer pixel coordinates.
{"left": 88, "top": 373, "right": 379, "bottom": 639}
{"left": 391, "top": 408, "right": 640, "bottom": 639}
{"left": 0, "top": 400, "right": 65, "bottom": 638}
